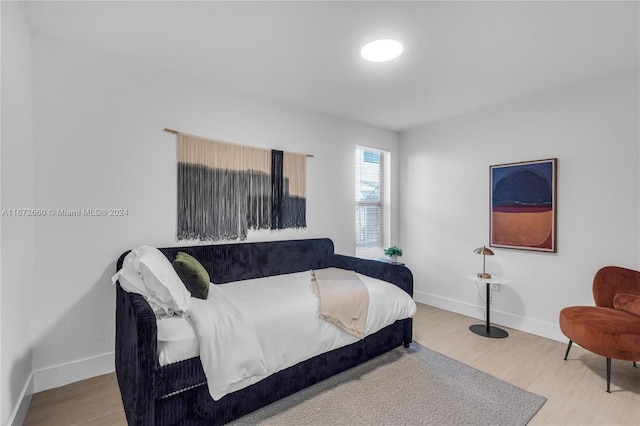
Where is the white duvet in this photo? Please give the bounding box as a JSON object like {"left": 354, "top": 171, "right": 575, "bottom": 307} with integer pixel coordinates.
{"left": 186, "top": 269, "right": 416, "bottom": 401}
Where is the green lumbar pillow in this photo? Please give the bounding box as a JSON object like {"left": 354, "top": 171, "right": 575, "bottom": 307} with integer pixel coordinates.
{"left": 173, "top": 251, "right": 210, "bottom": 300}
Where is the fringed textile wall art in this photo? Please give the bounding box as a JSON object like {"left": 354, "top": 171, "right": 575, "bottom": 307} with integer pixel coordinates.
{"left": 282, "top": 152, "right": 307, "bottom": 228}
{"left": 171, "top": 130, "right": 308, "bottom": 241}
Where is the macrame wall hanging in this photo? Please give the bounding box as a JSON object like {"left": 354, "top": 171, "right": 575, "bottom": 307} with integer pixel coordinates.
{"left": 166, "top": 129, "right": 309, "bottom": 241}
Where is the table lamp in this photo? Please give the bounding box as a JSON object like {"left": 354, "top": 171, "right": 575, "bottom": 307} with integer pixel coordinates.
{"left": 474, "top": 246, "right": 494, "bottom": 278}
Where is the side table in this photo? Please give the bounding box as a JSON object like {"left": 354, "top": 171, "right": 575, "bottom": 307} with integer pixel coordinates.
{"left": 466, "top": 274, "right": 510, "bottom": 338}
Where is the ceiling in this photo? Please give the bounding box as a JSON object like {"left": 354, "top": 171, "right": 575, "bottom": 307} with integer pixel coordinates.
{"left": 20, "top": 1, "right": 639, "bottom": 132}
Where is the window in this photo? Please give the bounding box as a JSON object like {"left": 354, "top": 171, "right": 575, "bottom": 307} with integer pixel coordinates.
{"left": 355, "top": 146, "right": 389, "bottom": 258}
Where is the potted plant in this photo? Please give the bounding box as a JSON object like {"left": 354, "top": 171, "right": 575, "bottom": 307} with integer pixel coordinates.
{"left": 384, "top": 246, "right": 403, "bottom": 263}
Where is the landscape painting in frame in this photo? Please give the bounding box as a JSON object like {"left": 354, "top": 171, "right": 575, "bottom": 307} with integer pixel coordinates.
{"left": 490, "top": 158, "right": 557, "bottom": 252}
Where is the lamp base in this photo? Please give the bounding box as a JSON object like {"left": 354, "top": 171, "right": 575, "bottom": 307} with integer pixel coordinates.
{"left": 469, "top": 324, "right": 508, "bottom": 338}
{"left": 477, "top": 272, "right": 492, "bottom": 279}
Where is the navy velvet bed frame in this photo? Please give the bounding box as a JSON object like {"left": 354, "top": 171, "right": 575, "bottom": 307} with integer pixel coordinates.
{"left": 115, "top": 238, "right": 413, "bottom": 425}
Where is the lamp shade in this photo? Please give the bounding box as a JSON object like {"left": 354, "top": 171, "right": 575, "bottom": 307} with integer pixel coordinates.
{"left": 474, "top": 246, "right": 494, "bottom": 256}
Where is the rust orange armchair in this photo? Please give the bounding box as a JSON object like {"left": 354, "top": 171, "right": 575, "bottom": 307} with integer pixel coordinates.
{"left": 559, "top": 266, "right": 640, "bottom": 392}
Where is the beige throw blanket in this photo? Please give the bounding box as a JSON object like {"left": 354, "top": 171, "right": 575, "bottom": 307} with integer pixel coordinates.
{"left": 311, "top": 268, "right": 369, "bottom": 339}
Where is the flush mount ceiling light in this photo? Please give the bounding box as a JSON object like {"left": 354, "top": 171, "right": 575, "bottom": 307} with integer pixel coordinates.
{"left": 361, "top": 39, "right": 403, "bottom": 62}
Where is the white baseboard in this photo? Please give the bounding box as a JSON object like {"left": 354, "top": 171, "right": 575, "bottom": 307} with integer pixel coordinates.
{"left": 6, "top": 352, "right": 115, "bottom": 425}
{"left": 7, "top": 372, "right": 33, "bottom": 426}
{"left": 33, "top": 351, "right": 115, "bottom": 393}
{"left": 414, "top": 290, "right": 566, "bottom": 343}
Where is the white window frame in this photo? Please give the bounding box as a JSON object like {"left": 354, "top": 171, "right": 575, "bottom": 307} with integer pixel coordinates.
{"left": 355, "top": 146, "right": 390, "bottom": 259}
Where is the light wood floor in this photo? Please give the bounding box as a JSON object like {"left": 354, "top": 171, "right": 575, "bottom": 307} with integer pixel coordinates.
{"left": 24, "top": 303, "right": 640, "bottom": 425}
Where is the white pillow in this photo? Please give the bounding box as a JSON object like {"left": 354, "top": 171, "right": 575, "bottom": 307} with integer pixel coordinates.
{"left": 132, "top": 246, "right": 191, "bottom": 317}
{"left": 112, "top": 252, "right": 148, "bottom": 296}
{"left": 112, "top": 246, "right": 191, "bottom": 317}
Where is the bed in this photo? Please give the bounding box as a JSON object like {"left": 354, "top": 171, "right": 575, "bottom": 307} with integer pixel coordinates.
{"left": 115, "top": 238, "right": 414, "bottom": 425}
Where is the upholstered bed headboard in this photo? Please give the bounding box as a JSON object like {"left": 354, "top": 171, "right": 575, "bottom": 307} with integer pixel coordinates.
{"left": 117, "top": 238, "right": 335, "bottom": 284}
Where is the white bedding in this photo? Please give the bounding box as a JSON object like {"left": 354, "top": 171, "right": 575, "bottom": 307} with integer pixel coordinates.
{"left": 156, "top": 316, "right": 199, "bottom": 366}
{"left": 157, "top": 269, "right": 416, "bottom": 400}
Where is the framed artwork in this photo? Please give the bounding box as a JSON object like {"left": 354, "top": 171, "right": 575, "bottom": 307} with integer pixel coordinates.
{"left": 490, "top": 158, "right": 557, "bottom": 252}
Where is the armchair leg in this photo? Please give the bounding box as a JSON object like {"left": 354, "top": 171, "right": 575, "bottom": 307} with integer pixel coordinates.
{"left": 634, "top": 361, "right": 637, "bottom": 368}
{"left": 564, "top": 340, "right": 573, "bottom": 360}
{"left": 606, "top": 357, "right": 611, "bottom": 393}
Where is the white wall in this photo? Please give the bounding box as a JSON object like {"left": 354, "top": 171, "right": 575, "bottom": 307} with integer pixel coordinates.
{"left": 29, "top": 36, "right": 398, "bottom": 391}
{"left": 399, "top": 70, "right": 640, "bottom": 341}
{"left": 1, "top": 2, "right": 35, "bottom": 424}
{"left": 11, "top": 3, "right": 637, "bottom": 411}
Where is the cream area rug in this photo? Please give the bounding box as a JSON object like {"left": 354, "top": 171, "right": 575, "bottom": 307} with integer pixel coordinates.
{"left": 230, "top": 342, "right": 546, "bottom": 425}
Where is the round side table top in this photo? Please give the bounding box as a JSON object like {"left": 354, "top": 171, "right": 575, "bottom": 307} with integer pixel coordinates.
{"left": 465, "top": 274, "right": 510, "bottom": 285}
